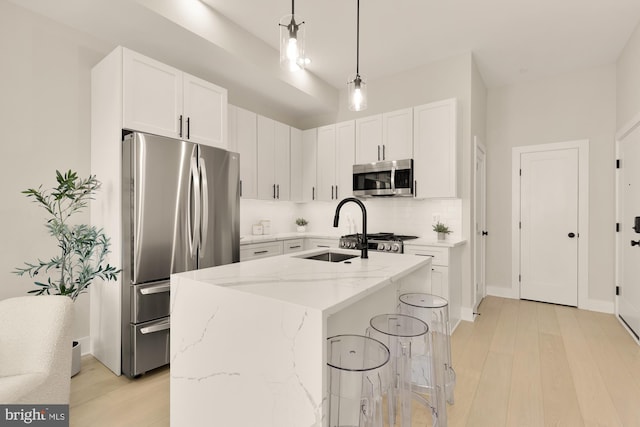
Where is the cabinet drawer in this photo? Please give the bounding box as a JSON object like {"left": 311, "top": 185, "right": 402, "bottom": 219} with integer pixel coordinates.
{"left": 305, "top": 238, "right": 338, "bottom": 250}
{"left": 283, "top": 239, "right": 304, "bottom": 254}
{"left": 404, "top": 245, "right": 449, "bottom": 266}
{"left": 240, "top": 241, "right": 283, "bottom": 261}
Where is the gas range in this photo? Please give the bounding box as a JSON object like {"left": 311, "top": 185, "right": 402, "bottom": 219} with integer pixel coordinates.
{"left": 339, "top": 232, "right": 419, "bottom": 253}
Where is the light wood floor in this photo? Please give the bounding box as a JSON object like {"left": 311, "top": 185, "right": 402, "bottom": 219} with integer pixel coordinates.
{"left": 70, "top": 296, "right": 640, "bottom": 426}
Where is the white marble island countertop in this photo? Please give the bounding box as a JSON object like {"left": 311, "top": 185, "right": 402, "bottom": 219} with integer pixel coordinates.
{"left": 170, "top": 249, "right": 432, "bottom": 427}
{"left": 172, "top": 248, "right": 429, "bottom": 315}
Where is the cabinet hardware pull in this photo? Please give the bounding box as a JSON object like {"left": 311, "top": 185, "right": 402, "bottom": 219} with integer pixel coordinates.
{"left": 289, "top": 245, "right": 301, "bottom": 249}
{"left": 277, "top": 184, "right": 280, "bottom": 199}
{"left": 378, "top": 145, "right": 381, "bottom": 161}
{"left": 312, "top": 187, "right": 315, "bottom": 200}
{"left": 631, "top": 240, "right": 640, "bottom": 247}
{"left": 273, "top": 184, "right": 276, "bottom": 199}
{"left": 254, "top": 250, "right": 269, "bottom": 254}
{"left": 382, "top": 145, "right": 386, "bottom": 160}
{"left": 335, "top": 185, "right": 338, "bottom": 198}
{"left": 186, "top": 117, "right": 190, "bottom": 139}
{"left": 331, "top": 185, "right": 334, "bottom": 200}
{"left": 240, "top": 180, "right": 243, "bottom": 197}
{"left": 179, "top": 115, "right": 183, "bottom": 138}
{"left": 414, "top": 180, "right": 417, "bottom": 197}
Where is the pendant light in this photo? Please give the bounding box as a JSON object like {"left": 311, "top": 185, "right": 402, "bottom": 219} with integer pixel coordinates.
{"left": 279, "top": 0, "right": 306, "bottom": 72}
{"left": 348, "top": 0, "right": 367, "bottom": 111}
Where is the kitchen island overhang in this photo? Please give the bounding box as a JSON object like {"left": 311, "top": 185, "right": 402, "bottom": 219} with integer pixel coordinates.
{"left": 170, "top": 248, "right": 432, "bottom": 427}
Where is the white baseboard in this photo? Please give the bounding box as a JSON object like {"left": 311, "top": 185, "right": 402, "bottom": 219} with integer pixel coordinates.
{"left": 460, "top": 307, "right": 476, "bottom": 322}
{"left": 616, "top": 315, "right": 640, "bottom": 345}
{"left": 75, "top": 336, "right": 91, "bottom": 356}
{"left": 581, "top": 299, "right": 614, "bottom": 314}
{"left": 486, "top": 285, "right": 518, "bottom": 299}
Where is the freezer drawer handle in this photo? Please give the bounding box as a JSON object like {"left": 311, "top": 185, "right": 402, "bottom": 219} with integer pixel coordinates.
{"left": 139, "top": 284, "right": 171, "bottom": 295}
{"left": 140, "top": 320, "right": 170, "bottom": 335}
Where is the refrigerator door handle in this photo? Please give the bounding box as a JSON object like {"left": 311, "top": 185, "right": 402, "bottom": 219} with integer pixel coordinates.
{"left": 199, "top": 156, "right": 209, "bottom": 257}
{"left": 139, "top": 319, "right": 171, "bottom": 335}
{"left": 188, "top": 154, "right": 201, "bottom": 257}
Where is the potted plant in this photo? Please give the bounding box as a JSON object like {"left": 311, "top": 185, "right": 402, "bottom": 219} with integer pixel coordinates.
{"left": 296, "top": 218, "right": 308, "bottom": 232}
{"left": 433, "top": 222, "right": 452, "bottom": 241}
{"left": 13, "top": 170, "right": 120, "bottom": 376}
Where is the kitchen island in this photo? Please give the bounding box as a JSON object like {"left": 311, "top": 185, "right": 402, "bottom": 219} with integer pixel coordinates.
{"left": 170, "top": 248, "right": 431, "bottom": 427}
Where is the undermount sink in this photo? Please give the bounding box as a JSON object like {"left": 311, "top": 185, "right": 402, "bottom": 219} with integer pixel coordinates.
{"left": 300, "top": 251, "right": 358, "bottom": 263}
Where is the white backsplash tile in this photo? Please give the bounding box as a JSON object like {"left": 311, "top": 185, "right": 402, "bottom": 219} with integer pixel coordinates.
{"left": 241, "top": 198, "right": 463, "bottom": 240}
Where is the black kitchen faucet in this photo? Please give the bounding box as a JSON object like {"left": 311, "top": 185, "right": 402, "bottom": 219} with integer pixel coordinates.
{"left": 333, "top": 197, "right": 368, "bottom": 259}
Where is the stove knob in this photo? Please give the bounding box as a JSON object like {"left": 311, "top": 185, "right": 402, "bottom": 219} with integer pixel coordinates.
{"left": 384, "top": 243, "right": 391, "bottom": 251}
{"left": 391, "top": 243, "right": 400, "bottom": 252}
{"left": 350, "top": 241, "right": 357, "bottom": 249}
{"left": 377, "top": 243, "right": 385, "bottom": 251}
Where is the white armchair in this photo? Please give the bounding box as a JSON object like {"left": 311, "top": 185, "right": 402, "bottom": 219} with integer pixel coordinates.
{"left": 0, "top": 296, "right": 73, "bottom": 404}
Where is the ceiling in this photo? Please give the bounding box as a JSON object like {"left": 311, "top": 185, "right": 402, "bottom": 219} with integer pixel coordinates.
{"left": 202, "top": 0, "right": 640, "bottom": 88}
{"left": 9, "top": 0, "right": 640, "bottom": 122}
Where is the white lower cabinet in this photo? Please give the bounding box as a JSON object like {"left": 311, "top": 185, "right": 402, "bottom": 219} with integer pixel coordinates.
{"left": 283, "top": 239, "right": 304, "bottom": 254}
{"left": 404, "top": 244, "right": 462, "bottom": 329}
{"left": 305, "top": 238, "right": 339, "bottom": 250}
{"left": 240, "top": 241, "right": 283, "bottom": 261}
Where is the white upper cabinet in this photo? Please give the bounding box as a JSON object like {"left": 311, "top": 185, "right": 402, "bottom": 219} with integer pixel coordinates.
{"left": 382, "top": 108, "right": 413, "bottom": 160}
{"left": 289, "top": 127, "right": 303, "bottom": 202}
{"left": 335, "top": 121, "right": 355, "bottom": 200}
{"left": 413, "top": 98, "right": 459, "bottom": 198}
{"left": 301, "top": 129, "right": 318, "bottom": 202}
{"left": 316, "top": 122, "right": 355, "bottom": 201}
{"left": 355, "top": 109, "right": 412, "bottom": 163}
{"left": 355, "top": 114, "right": 383, "bottom": 163}
{"left": 123, "top": 48, "right": 227, "bottom": 149}
{"left": 257, "top": 116, "right": 290, "bottom": 201}
{"left": 229, "top": 105, "right": 257, "bottom": 199}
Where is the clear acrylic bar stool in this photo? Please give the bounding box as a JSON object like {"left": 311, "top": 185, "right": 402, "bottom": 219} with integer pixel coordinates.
{"left": 367, "top": 313, "right": 437, "bottom": 427}
{"left": 399, "top": 293, "right": 456, "bottom": 411}
{"left": 327, "top": 334, "right": 391, "bottom": 427}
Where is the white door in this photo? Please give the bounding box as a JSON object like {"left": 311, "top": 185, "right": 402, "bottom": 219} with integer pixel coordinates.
{"left": 335, "top": 121, "right": 355, "bottom": 200}
{"left": 274, "top": 121, "right": 290, "bottom": 201}
{"left": 235, "top": 107, "right": 257, "bottom": 199}
{"left": 619, "top": 125, "right": 640, "bottom": 337}
{"left": 256, "top": 115, "right": 276, "bottom": 200}
{"left": 382, "top": 108, "right": 413, "bottom": 160}
{"left": 474, "top": 140, "right": 487, "bottom": 311}
{"left": 519, "top": 148, "right": 579, "bottom": 306}
{"left": 355, "top": 114, "right": 383, "bottom": 163}
{"left": 183, "top": 73, "right": 227, "bottom": 148}
{"left": 316, "top": 125, "right": 336, "bottom": 201}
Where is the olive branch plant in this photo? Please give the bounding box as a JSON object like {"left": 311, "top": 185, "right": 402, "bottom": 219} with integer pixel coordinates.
{"left": 13, "top": 170, "right": 120, "bottom": 301}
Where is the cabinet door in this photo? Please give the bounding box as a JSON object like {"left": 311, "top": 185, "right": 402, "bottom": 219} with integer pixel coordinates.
{"left": 355, "top": 114, "right": 383, "bottom": 163}
{"left": 257, "top": 116, "right": 276, "bottom": 200}
{"left": 431, "top": 266, "right": 449, "bottom": 301}
{"left": 383, "top": 108, "right": 413, "bottom": 160}
{"left": 123, "top": 49, "right": 182, "bottom": 138}
{"left": 183, "top": 73, "right": 227, "bottom": 148}
{"left": 316, "top": 124, "right": 336, "bottom": 201}
{"left": 413, "top": 99, "right": 458, "bottom": 198}
{"left": 301, "top": 129, "right": 317, "bottom": 202}
{"left": 335, "top": 121, "right": 355, "bottom": 200}
{"left": 235, "top": 107, "right": 257, "bottom": 199}
{"left": 290, "top": 127, "right": 303, "bottom": 202}
{"left": 274, "top": 121, "right": 290, "bottom": 201}
{"left": 283, "top": 239, "right": 304, "bottom": 254}
{"left": 227, "top": 105, "right": 238, "bottom": 153}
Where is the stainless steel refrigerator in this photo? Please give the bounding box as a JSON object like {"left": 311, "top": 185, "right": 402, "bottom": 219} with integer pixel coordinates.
{"left": 121, "top": 131, "right": 240, "bottom": 378}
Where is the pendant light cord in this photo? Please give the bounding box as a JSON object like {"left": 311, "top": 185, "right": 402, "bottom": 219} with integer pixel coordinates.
{"left": 291, "top": 0, "right": 295, "bottom": 15}
{"left": 356, "top": 0, "right": 360, "bottom": 76}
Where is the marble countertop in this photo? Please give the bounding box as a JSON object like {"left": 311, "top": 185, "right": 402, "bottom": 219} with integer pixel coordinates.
{"left": 172, "top": 248, "right": 430, "bottom": 316}
{"left": 240, "top": 232, "right": 341, "bottom": 245}
{"left": 240, "top": 231, "right": 466, "bottom": 248}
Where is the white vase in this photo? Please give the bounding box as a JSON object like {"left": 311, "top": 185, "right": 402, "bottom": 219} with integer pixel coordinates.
{"left": 297, "top": 225, "right": 306, "bottom": 232}
{"left": 71, "top": 340, "right": 81, "bottom": 377}
{"left": 437, "top": 232, "right": 446, "bottom": 241}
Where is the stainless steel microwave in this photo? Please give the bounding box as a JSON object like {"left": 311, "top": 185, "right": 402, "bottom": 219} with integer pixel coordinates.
{"left": 352, "top": 159, "right": 414, "bottom": 197}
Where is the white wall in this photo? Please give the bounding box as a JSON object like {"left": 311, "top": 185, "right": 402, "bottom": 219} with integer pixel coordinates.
{"left": 485, "top": 65, "right": 617, "bottom": 306}
{"left": 0, "top": 0, "right": 112, "bottom": 345}
{"left": 617, "top": 20, "right": 640, "bottom": 130}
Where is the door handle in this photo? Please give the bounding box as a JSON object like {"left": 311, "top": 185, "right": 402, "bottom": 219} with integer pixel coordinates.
{"left": 482, "top": 231, "right": 488, "bottom": 236}
{"left": 568, "top": 232, "right": 576, "bottom": 238}
{"left": 178, "top": 115, "right": 183, "bottom": 138}
{"left": 631, "top": 240, "right": 640, "bottom": 247}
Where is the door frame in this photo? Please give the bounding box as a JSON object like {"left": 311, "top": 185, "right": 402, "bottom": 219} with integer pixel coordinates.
{"left": 473, "top": 137, "right": 487, "bottom": 313}
{"left": 512, "top": 140, "right": 589, "bottom": 308}
{"left": 615, "top": 111, "right": 640, "bottom": 343}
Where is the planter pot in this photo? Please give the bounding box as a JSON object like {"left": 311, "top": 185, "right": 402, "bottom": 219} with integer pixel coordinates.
{"left": 437, "top": 232, "right": 447, "bottom": 241}
{"left": 71, "top": 340, "right": 81, "bottom": 377}
{"left": 297, "top": 226, "right": 306, "bottom": 232}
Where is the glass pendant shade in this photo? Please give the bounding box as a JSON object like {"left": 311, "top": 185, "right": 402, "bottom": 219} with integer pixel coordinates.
{"left": 279, "top": 14, "right": 306, "bottom": 72}
{"left": 348, "top": 74, "right": 367, "bottom": 111}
